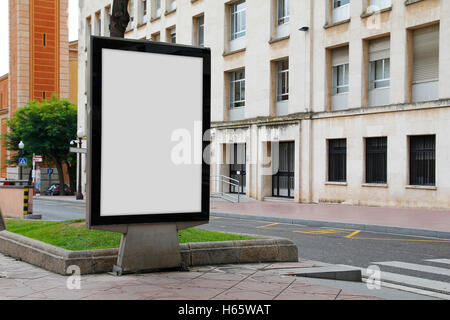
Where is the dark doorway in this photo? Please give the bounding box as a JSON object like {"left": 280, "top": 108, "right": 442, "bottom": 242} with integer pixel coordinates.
{"left": 230, "top": 143, "right": 246, "bottom": 194}
{"left": 273, "top": 142, "right": 295, "bottom": 198}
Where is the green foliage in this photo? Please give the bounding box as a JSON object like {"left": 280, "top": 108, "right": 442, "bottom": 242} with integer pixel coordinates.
{"left": 3, "top": 96, "right": 77, "bottom": 166}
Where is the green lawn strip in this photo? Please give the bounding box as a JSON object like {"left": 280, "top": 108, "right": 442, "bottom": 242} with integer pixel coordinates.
{"left": 4, "top": 219, "right": 256, "bottom": 251}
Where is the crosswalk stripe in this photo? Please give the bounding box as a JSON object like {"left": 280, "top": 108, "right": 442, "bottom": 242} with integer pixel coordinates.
{"left": 426, "top": 259, "right": 450, "bottom": 265}
{"left": 371, "top": 271, "right": 450, "bottom": 294}
{"left": 372, "top": 261, "right": 450, "bottom": 277}
{"left": 340, "top": 264, "right": 450, "bottom": 295}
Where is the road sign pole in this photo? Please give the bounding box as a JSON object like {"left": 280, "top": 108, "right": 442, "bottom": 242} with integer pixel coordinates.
{"left": 32, "top": 153, "right": 36, "bottom": 194}
{"left": 76, "top": 137, "right": 84, "bottom": 200}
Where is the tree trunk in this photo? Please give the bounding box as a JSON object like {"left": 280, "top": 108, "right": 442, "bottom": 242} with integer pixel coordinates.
{"left": 110, "top": 0, "right": 130, "bottom": 38}
{"left": 50, "top": 155, "right": 66, "bottom": 196}
{"left": 27, "top": 168, "right": 33, "bottom": 186}
{"left": 65, "top": 159, "right": 76, "bottom": 192}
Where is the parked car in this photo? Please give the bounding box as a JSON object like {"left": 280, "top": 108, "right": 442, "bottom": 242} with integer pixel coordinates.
{"left": 44, "top": 184, "right": 74, "bottom": 196}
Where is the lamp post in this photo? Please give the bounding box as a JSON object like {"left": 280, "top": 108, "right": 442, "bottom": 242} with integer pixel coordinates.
{"left": 76, "top": 128, "right": 84, "bottom": 200}
{"left": 18, "top": 141, "right": 25, "bottom": 185}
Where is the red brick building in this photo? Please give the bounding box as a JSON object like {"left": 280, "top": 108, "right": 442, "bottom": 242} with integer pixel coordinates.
{"left": 1, "top": 0, "right": 76, "bottom": 180}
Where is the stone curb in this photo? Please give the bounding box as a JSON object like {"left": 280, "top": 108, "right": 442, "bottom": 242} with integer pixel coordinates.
{"left": 0, "top": 231, "right": 298, "bottom": 275}
{"left": 212, "top": 212, "right": 450, "bottom": 240}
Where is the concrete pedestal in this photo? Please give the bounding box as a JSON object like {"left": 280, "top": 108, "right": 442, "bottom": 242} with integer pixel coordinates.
{"left": 112, "top": 223, "right": 182, "bottom": 275}
{"left": 0, "top": 210, "right": 5, "bottom": 231}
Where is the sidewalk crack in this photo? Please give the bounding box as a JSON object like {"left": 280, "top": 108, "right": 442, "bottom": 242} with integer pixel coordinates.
{"left": 208, "top": 269, "right": 259, "bottom": 300}
{"left": 272, "top": 277, "right": 297, "bottom": 300}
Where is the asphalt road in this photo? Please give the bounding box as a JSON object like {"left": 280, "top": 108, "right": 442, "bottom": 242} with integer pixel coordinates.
{"left": 33, "top": 198, "right": 86, "bottom": 221}
{"left": 200, "top": 216, "right": 450, "bottom": 283}
{"left": 33, "top": 198, "right": 450, "bottom": 296}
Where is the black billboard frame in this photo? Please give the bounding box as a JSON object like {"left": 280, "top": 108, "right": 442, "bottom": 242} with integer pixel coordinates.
{"left": 87, "top": 36, "right": 211, "bottom": 228}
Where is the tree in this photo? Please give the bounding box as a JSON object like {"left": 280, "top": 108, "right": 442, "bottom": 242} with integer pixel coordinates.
{"left": 2, "top": 97, "right": 78, "bottom": 195}
{"left": 110, "top": 0, "right": 130, "bottom": 38}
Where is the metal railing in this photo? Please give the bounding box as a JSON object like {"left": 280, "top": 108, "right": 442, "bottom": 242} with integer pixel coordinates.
{"left": 210, "top": 175, "right": 241, "bottom": 203}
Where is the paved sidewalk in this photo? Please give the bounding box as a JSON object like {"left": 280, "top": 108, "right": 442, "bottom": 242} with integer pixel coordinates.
{"left": 211, "top": 201, "right": 450, "bottom": 238}
{"left": 0, "top": 253, "right": 381, "bottom": 300}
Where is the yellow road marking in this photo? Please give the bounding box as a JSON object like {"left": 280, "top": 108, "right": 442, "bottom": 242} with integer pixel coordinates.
{"left": 352, "top": 237, "right": 450, "bottom": 243}
{"left": 346, "top": 230, "right": 361, "bottom": 238}
{"left": 293, "top": 229, "right": 348, "bottom": 235}
{"left": 256, "top": 222, "right": 280, "bottom": 229}
{"left": 210, "top": 217, "right": 223, "bottom": 221}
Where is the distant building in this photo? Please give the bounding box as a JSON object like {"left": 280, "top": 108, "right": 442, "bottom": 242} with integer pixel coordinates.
{"left": 0, "top": 0, "right": 78, "bottom": 184}
{"left": 78, "top": 0, "right": 450, "bottom": 209}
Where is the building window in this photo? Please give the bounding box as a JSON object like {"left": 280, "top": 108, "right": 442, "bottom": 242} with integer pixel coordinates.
{"left": 86, "top": 18, "right": 92, "bottom": 48}
{"left": 230, "top": 1, "right": 246, "bottom": 41}
{"left": 151, "top": 32, "right": 160, "bottom": 41}
{"left": 333, "top": 0, "right": 350, "bottom": 9}
{"left": 409, "top": 135, "right": 435, "bottom": 186}
{"left": 368, "top": 0, "right": 391, "bottom": 12}
{"left": 95, "top": 13, "right": 101, "bottom": 36}
{"left": 128, "top": 0, "right": 135, "bottom": 30}
{"left": 412, "top": 24, "right": 439, "bottom": 103}
{"left": 369, "top": 58, "right": 390, "bottom": 89}
{"left": 142, "top": 0, "right": 148, "bottom": 22}
{"left": 332, "top": 64, "right": 349, "bottom": 94}
{"left": 277, "top": 0, "right": 290, "bottom": 26}
{"left": 196, "top": 15, "right": 204, "bottom": 47}
{"left": 153, "top": 0, "right": 162, "bottom": 18}
{"left": 330, "top": 46, "right": 349, "bottom": 111}
{"left": 43, "top": 33, "right": 47, "bottom": 47}
{"left": 275, "top": 0, "right": 289, "bottom": 38}
{"left": 167, "top": 0, "right": 176, "bottom": 12}
{"left": 277, "top": 60, "right": 289, "bottom": 102}
{"left": 168, "top": 27, "right": 176, "bottom": 43}
{"left": 105, "top": 6, "right": 111, "bottom": 37}
{"left": 230, "top": 70, "right": 246, "bottom": 109}
{"left": 365, "top": 137, "right": 387, "bottom": 184}
{"left": 328, "top": 139, "right": 347, "bottom": 182}
{"left": 332, "top": 0, "right": 350, "bottom": 24}
{"left": 368, "top": 37, "right": 390, "bottom": 107}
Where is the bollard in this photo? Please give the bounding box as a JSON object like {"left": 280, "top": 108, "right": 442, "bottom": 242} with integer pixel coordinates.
{"left": 23, "top": 188, "right": 30, "bottom": 216}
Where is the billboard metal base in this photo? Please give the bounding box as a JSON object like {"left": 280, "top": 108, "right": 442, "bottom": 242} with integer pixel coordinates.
{"left": 0, "top": 209, "right": 5, "bottom": 231}
{"left": 112, "top": 223, "right": 182, "bottom": 275}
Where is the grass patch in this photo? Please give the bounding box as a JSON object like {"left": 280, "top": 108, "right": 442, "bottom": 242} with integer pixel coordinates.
{"left": 4, "top": 219, "right": 256, "bottom": 251}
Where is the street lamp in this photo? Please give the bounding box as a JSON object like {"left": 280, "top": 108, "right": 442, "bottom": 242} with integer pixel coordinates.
{"left": 76, "top": 128, "right": 84, "bottom": 200}
{"left": 18, "top": 141, "right": 24, "bottom": 185}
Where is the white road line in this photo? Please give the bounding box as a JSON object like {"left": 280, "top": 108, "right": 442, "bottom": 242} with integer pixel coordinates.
{"left": 426, "top": 259, "right": 450, "bottom": 265}
{"left": 372, "top": 261, "right": 450, "bottom": 277}
{"left": 340, "top": 264, "right": 450, "bottom": 295}
{"left": 361, "top": 278, "right": 450, "bottom": 300}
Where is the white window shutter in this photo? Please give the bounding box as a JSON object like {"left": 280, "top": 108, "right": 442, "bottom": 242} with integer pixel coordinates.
{"left": 413, "top": 24, "right": 439, "bottom": 83}
{"left": 369, "top": 37, "right": 390, "bottom": 61}
{"left": 331, "top": 46, "right": 349, "bottom": 66}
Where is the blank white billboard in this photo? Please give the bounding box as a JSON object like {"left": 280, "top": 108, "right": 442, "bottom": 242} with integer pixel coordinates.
{"left": 100, "top": 48, "right": 203, "bottom": 217}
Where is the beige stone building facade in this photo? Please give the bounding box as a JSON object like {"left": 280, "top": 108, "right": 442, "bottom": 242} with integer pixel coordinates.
{"left": 78, "top": 0, "right": 450, "bottom": 209}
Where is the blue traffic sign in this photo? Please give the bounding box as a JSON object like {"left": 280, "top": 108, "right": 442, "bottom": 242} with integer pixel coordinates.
{"left": 47, "top": 168, "right": 54, "bottom": 175}
{"left": 18, "top": 158, "right": 27, "bottom": 167}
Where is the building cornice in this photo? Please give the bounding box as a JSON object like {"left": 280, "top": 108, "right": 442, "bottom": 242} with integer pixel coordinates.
{"left": 212, "top": 99, "right": 450, "bottom": 129}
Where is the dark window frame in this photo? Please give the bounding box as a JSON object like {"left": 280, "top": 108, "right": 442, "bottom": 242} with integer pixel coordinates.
{"left": 409, "top": 135, "right": 436, "bottom": 186}
{"left": 328, "top": 139, "right": 347, "bottom": 183}
{"left": 365, "top": 137, "right": 387, "bottom": 184}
